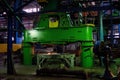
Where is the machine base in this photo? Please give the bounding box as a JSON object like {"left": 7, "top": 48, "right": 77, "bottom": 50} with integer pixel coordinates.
{"left": 36, "top": 68, "right": 88, "bottom": 79}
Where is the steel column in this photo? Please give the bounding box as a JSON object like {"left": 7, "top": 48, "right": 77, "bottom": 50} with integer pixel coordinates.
{"left": 110, "top": 0, "right": 114, "bottom": 46}
{"left": 100, "top": 11, "right": 104, "bottom": 41}
{"left": 7, "top": 13, "right": 16, "bottom": 74}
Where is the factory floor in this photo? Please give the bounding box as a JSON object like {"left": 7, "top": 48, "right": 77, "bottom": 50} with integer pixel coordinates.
{"left": 0, "top": 58, "right": 120, "bottom": 80}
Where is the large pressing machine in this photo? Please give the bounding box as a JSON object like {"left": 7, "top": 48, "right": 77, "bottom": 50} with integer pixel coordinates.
{"left": 22, "top": 0, "right": 95, "bottom": 75}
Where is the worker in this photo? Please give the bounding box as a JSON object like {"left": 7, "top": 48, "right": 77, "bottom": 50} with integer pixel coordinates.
{"left": 98, "top": 41, "right": 112, "bottom": 67}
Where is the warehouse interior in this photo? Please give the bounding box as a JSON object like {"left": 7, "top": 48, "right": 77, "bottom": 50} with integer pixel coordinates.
{"left": 0, "top": 0, "right": 120, "bottom": 80}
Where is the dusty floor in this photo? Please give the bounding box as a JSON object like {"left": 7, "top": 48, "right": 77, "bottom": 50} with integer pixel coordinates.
{"left": 0, "top": 56, "right": 120, "bottom": 80}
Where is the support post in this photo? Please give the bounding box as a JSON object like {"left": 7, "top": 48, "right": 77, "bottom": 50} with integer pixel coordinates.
{"left": 100, "top": 11, "right": 104, "bottom": 41}
{"left": 7, "top": 13, "right": 16, "bottom": 74}
{"left": 22, "top": 42, "right": 32, "bottom": 65}
{"left": 81, "top": 25, "right": 94, "bottom": 68}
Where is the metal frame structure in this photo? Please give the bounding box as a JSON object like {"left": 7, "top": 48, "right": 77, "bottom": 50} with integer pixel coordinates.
{"left": 0, "top": 0, "right": 119, "bottom": 74}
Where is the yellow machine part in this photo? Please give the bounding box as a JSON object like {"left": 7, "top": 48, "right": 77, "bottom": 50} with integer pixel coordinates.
{"left": 0, "top": 44, "right": 21, "bottom": 53}
{"left": 49, "top": 19, "right": 59, "bottom": 28}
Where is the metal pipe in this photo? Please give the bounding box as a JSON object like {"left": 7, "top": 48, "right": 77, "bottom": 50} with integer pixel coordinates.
{"left": 99, "top": 11, "right": 104, "bottom": 41}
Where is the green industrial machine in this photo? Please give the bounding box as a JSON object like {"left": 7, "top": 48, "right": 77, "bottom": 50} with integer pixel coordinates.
{"left": 22, "top": 0, "right": 95, "bottom": 71}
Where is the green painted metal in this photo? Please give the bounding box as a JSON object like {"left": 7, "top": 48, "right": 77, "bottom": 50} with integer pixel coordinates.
{"left": 22, "top": 42, "right": 32, "bottom": 65}
{"left": 112, "top": 10, "right": 119, "bottom": 17}
{"left": 37, "top": 54, "right": 75, "bottom": 69}
{"left": 35, "top": 13, "right": 71, "bottom": 28}
{"left": 81, "top": 41, "right": 94, "bottom": 68}
{"left": 23, "top": 12, "right": 94, "bottom": 68}
{"left": 24, "top": 25, "right": 93, "bottom": 44}
{"left": 41, "top": 0, "right": 58, "bottom": 12}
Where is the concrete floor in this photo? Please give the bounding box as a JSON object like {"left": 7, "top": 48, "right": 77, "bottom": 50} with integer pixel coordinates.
{"left": 0, "top": 57, "right": 120, "bottom": 80}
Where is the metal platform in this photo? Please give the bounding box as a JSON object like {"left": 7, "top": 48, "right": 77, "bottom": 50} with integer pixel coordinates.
{"left": 36, "top": 53, "right": 75, "bottom": 69}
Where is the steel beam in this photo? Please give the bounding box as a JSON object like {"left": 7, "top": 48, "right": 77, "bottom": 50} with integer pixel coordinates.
{"left": 15, "top": 0, "right": 34, "bottom": 12}
{"left": 14, "top": 0, "right": 23, "bottom": 43}
{"left": 1, "top": 0, "right": 25, "bottom": 30}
